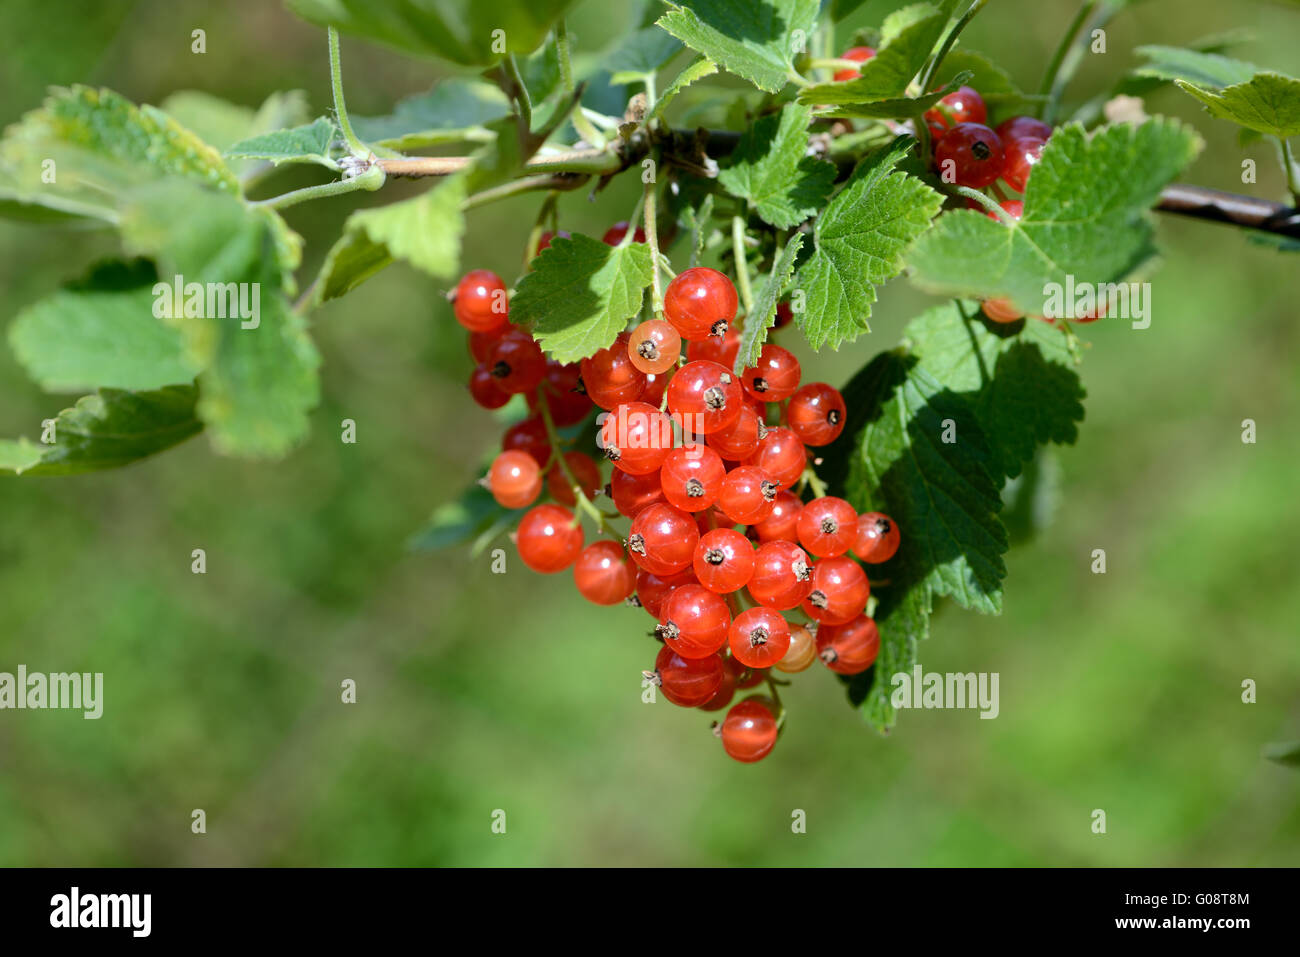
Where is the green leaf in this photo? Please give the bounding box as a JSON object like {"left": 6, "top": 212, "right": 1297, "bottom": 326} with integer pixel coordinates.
{"left": 680, "top": 193, "right": 715, "bottom": 269}
{"left": 1175, "top": 72, "right": 1300, "bottom": 138}
{"left": 350, "top": 79, "right": 512, "bottom": 150}
{"left": 907, "top": 119, "right": 1201, "bottom": 313}
{"left": 650, "top": 57, "right": 719, "bottom": 121}
{"left": 607, "top": 26, "right": 684, "bottom": 83}
{"left": 161, "top": 90, "right": 313, "bottom": 184}
{"left": 657, "top": 0, "right": 820, "bottom": 93}
{"left": 409, "top": 483, "right": 514, "bottom": 556}
{"left": 1001, "top": 447, "right": 1062, "bottom": 546}
{"left": 1132, "top": 45, "right": 1258, "bottom": 88}
{"left": 315, "top": 175, "right": 467, "bottom": 304}
{"left": 1262, "top": 741, "right": 1300, "bottom": 768}
{"left": 225, "top": 117, "right": 339, "bottom": 168}
{"left": 931, "top": 49, "right": 1033, "bottom": 106}
{"left": 0, "top": 386, "right": 201, "bottom": 476}
{"left": 844, "top": 351, "right": 1007, "bottom": 614}
{"left": 717, "top": 103, "right": 834, "bottom": 228}
{"left": 9, "top": 259, "right": 200, "bottom": 393}
{"left": 794, "top": 136, "right": 943, "bottom": 348}
{"left": 286, "top": 0, "right": 580, "bottom": 67}
{"left": 816, "top": 75, "right": 966, "bottom": 121}
{"left": 511, "top": 233, "right": 655, "bottom": 363}
{"left": 735, "top": 234, "right": 803, "bottom": 374}
{"left": 844, "top": 579, "right": 931, "bottom": 733}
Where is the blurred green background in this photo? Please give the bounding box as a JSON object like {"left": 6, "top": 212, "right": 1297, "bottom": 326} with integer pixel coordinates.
{"left": 1, "top": 0, "right": 1298, "bottom": 866}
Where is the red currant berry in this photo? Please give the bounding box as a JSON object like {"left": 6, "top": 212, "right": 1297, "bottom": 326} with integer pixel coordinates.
{"left": 487, "top": 450, "right": 542, "bottom": 509}
{"left": 748, "top": 540, "right": 814, "bottom": 610}
{"left": 468, "top": 327, "right": 507, "bottom": 363}
{"left": 660, "top": 445, "right": 726, "bottom": 512}
{"left": 667, "top": 360, "right": 743, "bottom": 436}
{"left": 641, "top": 371, "right": 668, "bottom": 406}
{"left": 815, "top": 615, "right": 880, "bottom": 675}
{"left": 486, "top": 328, "right": 546, "bottom": 394}
{"left": 600, "top": 401, "right": 674, "bottom": 475}
{"left": 628, "top": 319, "right": 681, "bottom": 375}
{"left": 693, "top": 527, "right": 755, "bottom": 594}
{"left": 924, "top": 85, "right": 987, "bottom": 129}
{"left": 707, "top": 403, "right": 764, "bottom": 462}
{"left": 603, "top": 221, "right": 647, "bottom": 246}
{"left": 979, "top": 198, "right": 1025, "bottom": 222}
{"left": 664, "top": 267, "right": 738, "bottom": 341}
{"left": 535, "top": 229, "right": 569, "bottom": 254}
{"left": 774, "top": 623, "right": 816, "bottom": 673}
{"left": 854, "top": 512, "right": 900, "bottom": 563}
{"left": 688, "top": 325, "right": 741, "bottom": 368}
{"left": 635, "top": 567, "right": 696, "bottom": 618}
{"left": 833, "top": 46, "right": 875, "bottom": 81}
{"left": 741, "top": 344, "right": 801, "bottom": 402}
{"left": 573, "top": 540, "right": 636, "bottom": 605}
{"left": 469, "top": 363, "right": 510, "bottom": 410}
{"left": 516, "top": 503, "right": 584, "bottom": 573}
{"left": 699, "top": 667, "right": 737, "bottom": 712}
{"left": 786, "top": 383, "right": 846, "bottom": 447}
{"left": 627, "top": 502, "right": 700, "bottom": 576}
{"left": 802, "top": 555, "right": 870, "bottom": 625}
{"left": 746, "top": 426, "right": 806, "bottom": 490}
{"left": 452, "top": 269, "right": 509, "bottom": 332}
{"left": 528, "top": 359, "right": 592, "bottom": 426}
{"left": 982, "top": 298, "right": 1024, "bottom": 323}
{"left": 734, "top": 661, "right": 767, "bottom": 689}
{"left": 720, "top": 698, "right": 779, "bottom": 762}
{"left": 995, "top": 115, "right": 1052, "bottom": 145}
{"left": 934, "top": 123, "right": 1004, "bottom": 189}
{"left": 581, "top": 332, "right": 647, "bottom": 410}
{"left": 1001, "top": 135, "right": 1046, "bottom": 193}
{"left": 773, "top": 301, "right": 795, "bottom": 329}
{"left": 650, "top": 646, "right": 723, "bottom": 708}
{"left": 728, "top": 607, "right": 791, "bottom": 669}
{"left": 546, "top": 451, "right": 602, "bottom": 507}
{"left": 796, "top": 496, "right": 858, "bottom": 557}
{"left": 657, "top": 584, "right": 731, "bottom": 658}
{"left": 610, "top": 468, "right": 665, "bottom": 517}
{"left": 717, "top": 465, "right": 779, "bottom": 525}
{"left": 751, "top": 489, "right": 801, "bottom": 543}
{"left": 501, "top": 416, "right": 550, "bottom": 466}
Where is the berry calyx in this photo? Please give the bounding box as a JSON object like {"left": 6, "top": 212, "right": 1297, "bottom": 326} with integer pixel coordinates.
{"left": 934, "top": 123, "right": 1005, "bottom": 189}
{"left": 573, "top": 540, "right": 636, "bottom": 605}
{"left": 720, "top": 698, "right": 779, "bottom": 762}
{"left": 815, "top": 615, "right": 881, "bottom": 675}
{"left": 746, "top": 426, "right": 807, "bottom": 490}
{"left": 628, "top": 319, "right": 682, "bottom": 375}
{"left": 516, "top": 504, "right": 584, "bottom": 573}
{"left": 627, "top": 502, "right": 700, "bottom": 576}
{"left": 581, "top": 332, "right": 647, "bottom": 410}
{"left": 728, "top": 606, "right": 791, "bottom": 669}
{"left": 801, "top": 555, "right": 870, "bottom": 625}
{"left": 600, "top": 401, "right": 674, "bottom": 475}
{"left": 741, "top": 344, "right": 801, "bottom": 402}
{"left": 774, "top": 624, "right": 817, "bottom": 674}
{"left": 657, "top": 584, "right": 731, "bottom": 658}
{"left": 487, "top": 450, "right": 543, "bottom": 509}
{"left": 717, "top": 465, "right": 780, "bottom": 525}
{"left": 786, "top": 383, "right": 846, "bottom": 447}
{"left": 833, "top": 46, "right": 875, "bottom": 81}
{"left": 452, "top": 269, "right": 509, "bottom": 333}
{"left": 748, "top": 540, "right": 814, "bottom": 610}
{"left": 660, "top": 445, "right": 726, "bottom": 512}
{"left": 796, "top": 496, "right": 859, "bottom": 557}
{"left": 664, "top": 267, "right": 738, "bottom": 341}
{"left": 853, "top": 512, "right": 900, "bottom": 563}
{"left": 649, "top": 646, "right": 723, "bottom": 708}
{"left": 546, "top": 451, "right": 602, "bottom": 507}
{"left": 693, "top": 528, "right": 756, "bottom": 594}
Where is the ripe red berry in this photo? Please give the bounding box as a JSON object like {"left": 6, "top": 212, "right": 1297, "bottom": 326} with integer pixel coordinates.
{"left": 660, "top": 445, "right": 726, "bottom": 512}
{"left": 635, "top": 567, "right": 696, "bottom": 618}
{"left": 1001, "top": 135, "right": 1046, "bottom": 193}
{"left": 748, "top": 540, "right": 814, "bottom": 610}
{"left": 610, "top": 467, "right": 665, "bottom": 517}
{"left": 707, "top": 403, "right": 764, "bottom": 461}
{"left": 640, "top": 371, "right": 669, "bottom": 407}
{"left": 833, "top": 45, "right": 875, "bottom": 81}
{"left": 924, "top": 85, "right": 987, "bottom": 129}
{"left": 603, "top": 221, "right": 647, "bottom": 246}
{"left": 699, "top": 667, "right": 737, "bottom": 712}
{"left": 666, "top": 360, "right": 742, "bottom": 437}
{"left": 628, "top": 319, "right": 682, "bottom": 375}
{"left": 982, "top": 298, "right": 1024, "bottom": 323}
{"left": 486, "top": 328, "right": 546, "bottom": 394}
{"left": 728, "top": 607, "right": 791, "bottom": 669}
{"left": 627, "top": 502, "right": 700, "bottom": 576}
{"left": 468, "top": 327, "right": 507, "bottom": 363}
{"left": 746, "top": 426, "right": 806, "bottom": 490}
{"left": 796, "top": 497, "right": 858, "bottom": 557}
{"left": 546, "top": 451, "right": 602, "bottom": 507}
{"left": 600, "top": 401, "right": 674, "bottom": 475}
{"left": 516, "top": 503, "right": 584, "bottom": 573}
{"left": 487, "top": 450, "right": 542, "bottom": 509}
{"left": 573, "top": 540, "right": 636, "bottom": 605}
{"left": 934, "top": 123, "right": 1004, "bottom": 189}
{"left": 528, "top": 359, "right": 592, "bottom": 426}
{"left": 720, "top": 698, "right": 779, "bottom": 762}
{"left": 741, "top": 344, "right": 801, "bottom": 402}
{"left": 581, "top": 332, "right": 647, "bottom": 410}
{"left": 815, "top": 615, "right": 880, "bottom": 675}
{"left": 657, "top": 584, "right": 731, "bottom": 658}
{"left": 469, "top": 363, "right": 510, "bottom": 410}
{"left": 752, "top": 489, "right": 802, "bottom": 543}
{"left": 717, "top": 465, "right": 779, "bottom": 525}
{"left": 979, "top": 198, "right": 1024, "bottom": 222}
{"left": 733, "top": 660, "right": 767, "bottom": 689}
{"left": 853, "top": 512, "right": 901, "bottom": 563}
{"left": 501, "top": 415, "right": 550, "bottom": 466}
{"left": 773, "top": 301, "right": 795, "bottom": 329}
{"left": 801, "top": 555, "right": 870, "bottom": 625}
{"left": 774, "top": 623, "right": 816, "bottom": 673}
{"left": 995, "top": 115, "right": 1052, "bottom": 145}
{"left": 664, "top": 267, "right": 738, "bottom": 341}
{"left": 786, "top": 382, "right": 846, "bottom": 447}
{"left": 693, "top": 527, "right": 755, "bottom": 594}
{"left": 688, "top": 325, "right": 741, "bottom": 368}
{"left": 452, "top": 269, "right": 509, "bottom": 333}
{"left": 535, "top": 229, "right": 569, "bottom": 254}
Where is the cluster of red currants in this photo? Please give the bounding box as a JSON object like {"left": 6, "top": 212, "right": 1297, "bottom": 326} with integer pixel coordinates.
{"left": 453, "top": 260, "right": 901, "bottom": 763}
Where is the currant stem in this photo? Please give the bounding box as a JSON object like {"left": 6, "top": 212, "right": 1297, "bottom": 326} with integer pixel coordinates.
{"left": 800, "top": 466, "right": 829, "bottom": 499}
{"left": 731, "top": 215, "right": 756, "bottom": 317}
{"left": 250, "top": 165, "right": 384, "bottom": 210}
{"left": 953, "top": 185, "right": 1012, "bottom": 222}
{"left": 644, "top": 152, "right": 665, "bottom": 315}
{"left": 918, "top": 0, "right": 989, "bottom": 95}
{"left": 1278, "top": 137, "right": 1300, "bottom": 206}
{"left": 535, "top": 395, "right": 609, "bottom": 534}
{"left": 327, "top": 27, "right": 368, "bottom": 157}
{"left": 556, "top": 21, "right": 605, "bottom": 148}
{"left": 461, "top": 174, "right": 585, "bottom": 211}
{"left": 504, "top": 54, "right": 533, "bottom": 137}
